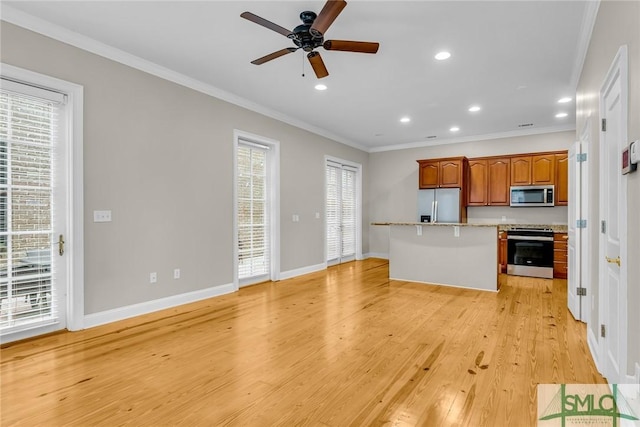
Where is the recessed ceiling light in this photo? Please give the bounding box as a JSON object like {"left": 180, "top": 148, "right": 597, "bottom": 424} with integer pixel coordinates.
{"left": 435, "top": 51, "right": 451, "bottom": 61}
{"left": 558, "top": 97, "right": 572, "bottom": 103}
{"left": 315, "top": 84, "right": 327, "bottom": 91}
{"left": 555, "top": 112, "right": 568, "bottom": 118}
{"left": 400, "top": 117, "right": 411, "bottom": 123}
{"left": 468, "top": 105, "right": 481, "bottom": 112}
{"left": 450, "top": 126, "right": 460, "bottom": 132}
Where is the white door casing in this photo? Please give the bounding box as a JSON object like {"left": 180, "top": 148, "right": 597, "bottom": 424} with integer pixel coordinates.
{"left": 567, "top": 141, "right": 581, "bottom": 321}
{"left": 598, "top": 45, "right": 628, "bottom": 383}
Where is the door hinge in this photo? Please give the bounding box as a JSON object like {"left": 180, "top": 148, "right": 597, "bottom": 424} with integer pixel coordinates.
{"left": 577, "top": 287, "right": 587, "bottom": 296}
{"left": 577, "top": 219, "right": 587, "bottom": 229}
{"left": 602, "top": 118, "right": 607, "bottom": 132}
{"left": 577, "top": 153, "right": 587, "bottom": 162}
{"left": 601, "top": 220, "right": 607, "bottom": 234}
{"left": 601, "top": 324, "right": 606, "bottom": 338}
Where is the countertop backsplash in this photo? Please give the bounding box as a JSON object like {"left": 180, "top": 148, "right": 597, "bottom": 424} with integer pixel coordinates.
{"left": 467, "top": 206, "right": 568, "bottom": 225}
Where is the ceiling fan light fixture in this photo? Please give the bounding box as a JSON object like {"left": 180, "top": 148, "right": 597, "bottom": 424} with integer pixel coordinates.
{"left": 435, "top": 51, "right": 451, "bottom": 61}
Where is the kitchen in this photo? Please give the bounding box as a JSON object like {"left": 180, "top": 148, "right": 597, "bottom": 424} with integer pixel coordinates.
{"left": 369, "top": 130, "right": 573, "bottom": 290}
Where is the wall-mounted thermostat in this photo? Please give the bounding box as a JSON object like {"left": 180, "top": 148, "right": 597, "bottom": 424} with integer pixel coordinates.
{"left": 622, "top": 140, "right": 638, "bottom": 175}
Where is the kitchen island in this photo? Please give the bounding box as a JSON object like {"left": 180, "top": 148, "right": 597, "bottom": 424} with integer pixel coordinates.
{"left": 373, "top": 222, "right": 499, "bottom": 291}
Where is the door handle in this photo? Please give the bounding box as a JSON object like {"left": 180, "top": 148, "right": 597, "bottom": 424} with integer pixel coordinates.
{"left": 605, "top": 256, "right": 620, "bottom": 266}
{"left": 58, "top": 234, "right": 65, "bottom": 256}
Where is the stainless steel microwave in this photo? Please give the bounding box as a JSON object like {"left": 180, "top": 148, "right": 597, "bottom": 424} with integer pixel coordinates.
{"left": 510, "top": 185, "right": 555, "bottom": 207}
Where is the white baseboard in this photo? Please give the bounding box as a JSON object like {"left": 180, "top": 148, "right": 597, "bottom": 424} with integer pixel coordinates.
{"left": 587, "top": 326, "right": 602, "bottom": 376}
{"left": 366, "top": 252, "right": 389, "bottom": 260}
{"left": 84, "top": 283, "right": 235, "bottom": 329}
{"left": 279, "top": 263, "right": 326, "bottom": 280}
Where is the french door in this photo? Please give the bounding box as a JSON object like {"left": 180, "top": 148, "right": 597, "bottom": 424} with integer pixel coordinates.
{"left": 326, "top": 159, "right": 359, "bottom": 266}
{"left": 0, "top": 77, "right": 68, "bottom": 340}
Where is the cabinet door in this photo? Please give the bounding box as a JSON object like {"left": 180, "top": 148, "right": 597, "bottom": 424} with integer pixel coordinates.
{"left": 467, "top": 159, "right": 488, "bottom": 205}
{"left": 439, "top": 159, "right": 463, "bottom": 187}
{"left": 553, "top": 233, "right": 568, "bottom": 279}
{"left": 510, "top": 156, "right": 531, "bottom": 185}
{"left": 498, "top": 231, "right": 508, "bottom": 273}
{"left": 532, "top": 154, "right": 555, "bottom": 184}
{"left": 555, "top": 152, "right": 569, "bottom": 206}
{"left": 418, "top": 161, "right": 439, "bottom": 188}
{"left": 487, "top": 158, "right": 510, "bottom": 205}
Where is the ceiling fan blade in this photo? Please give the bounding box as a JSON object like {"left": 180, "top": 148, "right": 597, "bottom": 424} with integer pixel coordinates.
{"left": 251, "top": 48, "right": 298, "bottom": 65}
{"left": 323, "top": 40, "right": 379, "bottom": 54}
{"left": 240, "top": 12, "right": 293, "bottom": 38}
{"left": 307, "top": 52, "right": 329, "bottom": 79}
{"left": 310, "top": 0, "right": 347, "bottom": 37}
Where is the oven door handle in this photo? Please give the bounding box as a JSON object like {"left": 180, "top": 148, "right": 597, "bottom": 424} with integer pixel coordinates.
{"left": 507, "top": 235, "right": 553, "bottom": 241}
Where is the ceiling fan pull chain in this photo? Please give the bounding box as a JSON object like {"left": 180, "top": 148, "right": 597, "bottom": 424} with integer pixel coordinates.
{"left": 301, "top": 51, "right": 305, "bottom": 77}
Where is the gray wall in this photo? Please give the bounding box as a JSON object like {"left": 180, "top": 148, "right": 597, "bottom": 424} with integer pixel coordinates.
{"left": 0, "top": 22, "right": 369, "bottom": 314}
{"left": 368, "top": 131, "right": 573, "bottom": 256}
{"left": 576, "top": 0, "right": 640, "bottom": 376}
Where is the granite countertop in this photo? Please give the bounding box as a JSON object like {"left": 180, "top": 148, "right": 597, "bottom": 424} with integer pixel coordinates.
{"left": 371, "top": 222, "right": 568, "bottom": 232}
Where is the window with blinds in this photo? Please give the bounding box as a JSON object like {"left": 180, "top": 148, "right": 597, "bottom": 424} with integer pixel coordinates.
{"left": 237, "top": 142, "right": 269, "bottom": 283}
{"left": 326, "top": 161, "right": 357, "bottom": 264}
{"left": 0, "top": 83, "right": 61, "bottom": 333}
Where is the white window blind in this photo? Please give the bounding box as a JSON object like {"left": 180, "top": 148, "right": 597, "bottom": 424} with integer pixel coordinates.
{"left": 326, "top": 161, "right": 356, "bottom": 264}
{"left": 237, "top": 142, "right": 269, "bottom": 282}
{"left": 0, "top": 84, "right": 60, "bottom": 333}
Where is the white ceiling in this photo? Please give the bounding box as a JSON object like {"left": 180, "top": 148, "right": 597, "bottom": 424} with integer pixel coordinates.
{"left": 2, "top": 1, "right": 595, "bottom": 152}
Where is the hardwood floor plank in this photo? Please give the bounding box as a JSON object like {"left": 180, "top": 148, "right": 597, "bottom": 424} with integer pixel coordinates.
{"left": 0, "top": 259, "right": 604, "bottom": 426}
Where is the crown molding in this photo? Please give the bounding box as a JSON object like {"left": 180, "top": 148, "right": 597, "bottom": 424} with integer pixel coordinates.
{"left": 369, "top": 124, "right": 577, "bottom": 153}
{"left": 569, "top": 0, "right": 600, "bottom": 92}
{"left": 0, "top": 5, "right": 368, "bottom": 153}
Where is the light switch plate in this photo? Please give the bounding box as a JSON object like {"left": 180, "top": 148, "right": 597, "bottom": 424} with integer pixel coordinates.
{"left": 94, "top": 210, "right": 112, "bottom": 222}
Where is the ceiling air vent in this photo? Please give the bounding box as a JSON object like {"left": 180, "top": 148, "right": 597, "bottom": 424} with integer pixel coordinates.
{"left": 518, "top": 123, "right": 534, "bottom": 128}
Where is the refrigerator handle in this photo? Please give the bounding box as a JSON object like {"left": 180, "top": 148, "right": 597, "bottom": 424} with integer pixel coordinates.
{"left": 434, "top": 200, "right": 438, "bottom": 223}
{"left": 431, "top": 201, "right": 435, "bottom": 223}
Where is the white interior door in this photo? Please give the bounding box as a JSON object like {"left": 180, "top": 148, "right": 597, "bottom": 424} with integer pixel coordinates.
{"left": 326, "top": 160, "right": 357, "bottom": 266}
{"left": 0, "top": 78, "right": 68, "bottom": 342}
{"left": 598, "top": 46, "right": 628, "bottom": 383}
{"left": 567, "top": 141, "right": 581, "bottom": 320}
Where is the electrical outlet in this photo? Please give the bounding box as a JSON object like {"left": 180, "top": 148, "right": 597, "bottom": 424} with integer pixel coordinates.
{"left": 454, "top": 226, "right": 460, "bottom": 237}
{"left": 173, "top": 269, "right": 180, "bottom": 279}
{"left": 150, "top": 272, "right": 157, "bottom": 284}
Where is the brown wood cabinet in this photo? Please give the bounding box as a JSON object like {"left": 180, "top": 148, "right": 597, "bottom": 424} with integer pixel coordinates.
{"left": 467, "top": 159, "right": 488, "bottom": 205}
{"left": 510, "top": 156, "right": 531, "bottom": 185}
{"left": 555, "top": 153, "right": 569, "bottom": 206}
{"left": 553, "top": 232, "right": 568, "bottom": 279}
{"left": 488, "top": 158, "right": 511, "bottom": 205}
{"left": 417, "top": 157, "right": 466, "bottom": 189}
{"left": 467, "top": 157, "right": 510, "bottom": 206}
{"left": 510, "top": 153, "right": 556, "bottom": 186}
{"left": 498, "top": 230, "right": 508, "bottom": 273}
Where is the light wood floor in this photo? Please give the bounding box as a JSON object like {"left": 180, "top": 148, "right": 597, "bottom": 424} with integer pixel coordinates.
{"left": 1, "top": 259, "right": 604, "bottom": 426}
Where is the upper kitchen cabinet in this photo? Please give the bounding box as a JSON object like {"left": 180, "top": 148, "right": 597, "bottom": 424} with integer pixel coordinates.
{"left": 417, "top": 157, "right": 467, "bottom": 189}
{"left": 510, "top": 153, "right": 556, "bottom": 185}
{"left": 488, "top": 158, "right": 510, "bottom": 205}
{"left": 510, "top": 156, "right": 532, "bottom": 185}
{"left": 555, "top": 152, "right": 569, "bottom": 206}
{"left": 467, "top": 157, "right": 510, "bottom": 206}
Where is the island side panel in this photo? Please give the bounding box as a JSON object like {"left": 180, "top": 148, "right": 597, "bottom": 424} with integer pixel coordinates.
{"left": 388, "top": 225, "right": 498, "bottom": 291}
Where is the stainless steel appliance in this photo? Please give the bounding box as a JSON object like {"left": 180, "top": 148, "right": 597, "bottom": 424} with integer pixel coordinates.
{"left": 510, "top": 185, "right": 555, "bottom": 207}
{"left": 507, "top": 228, "right": 554, "bottom": 278}
{"left": 417, "top": 188, "right": 461, "bottom": 223}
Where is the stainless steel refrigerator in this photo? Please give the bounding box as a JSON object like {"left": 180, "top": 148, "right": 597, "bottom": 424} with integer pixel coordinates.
{"left": 417, "top": 188, "right": 461, "bottom": 223}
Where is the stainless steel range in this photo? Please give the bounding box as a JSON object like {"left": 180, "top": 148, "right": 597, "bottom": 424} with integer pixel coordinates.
{"left": 506, "top": 228, "right": 554, "bottom": 279}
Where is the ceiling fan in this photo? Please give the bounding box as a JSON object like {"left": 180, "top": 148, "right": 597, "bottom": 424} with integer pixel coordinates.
{"left": 240, "top": 0, "right": 379, "bottom": 79}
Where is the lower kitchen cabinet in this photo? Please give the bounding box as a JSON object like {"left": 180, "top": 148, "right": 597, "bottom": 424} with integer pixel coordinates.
{"left": 498, "top": 231, "right": 507, "bottom": 273}
{"left": 553, "top": 232, "right": 568, "bottom": 279}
